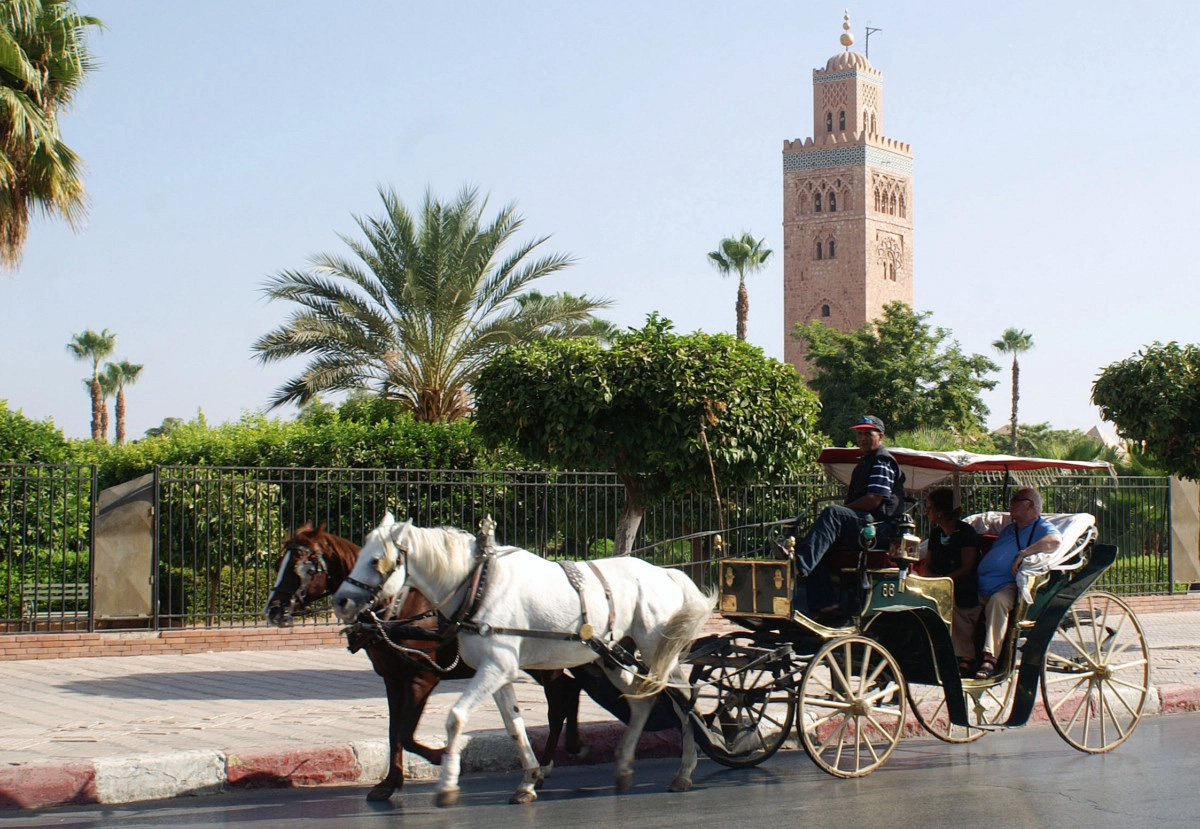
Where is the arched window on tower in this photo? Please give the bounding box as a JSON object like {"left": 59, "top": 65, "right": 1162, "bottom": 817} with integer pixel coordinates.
{"left": 874, "top": 189, "right": 880, "bottom": 212}
{"left": 838, "top": 110, "right": 846, "bottom": 130}
{"left": 821, "top": 305, "right": 831, "bottom": 318}
{"left": 863, "top": 109, "right": 869, "bottom": 131}
{"left": 871, "top": 113, "right": 877, "bottom": 133}
{"left": 826, "top": 112, "right": 833, "bottom": 132}
{"left": 816, "top": 241, "right": 823, "bottom": 260}
{"left": 890, "top": 193, "right": 897, "bottom": 215}
{"left": 899, "top": 195, "right": 906, "bottom": 218}
{"left": 828, "top": 239, "right": 836, "bottom": 258}
{"left": 814, "top": 192, "right": 822, "bottom": 213}
{"left": 829, "top": 192, "right": 837, "bottom": 212}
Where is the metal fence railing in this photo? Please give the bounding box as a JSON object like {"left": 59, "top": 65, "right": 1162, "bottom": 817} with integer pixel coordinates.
{"left": 0, "top": 464, "right": 1182, "bottom": 634}
{"left": 0, "top": 463, "right": 96, "bottom": 632}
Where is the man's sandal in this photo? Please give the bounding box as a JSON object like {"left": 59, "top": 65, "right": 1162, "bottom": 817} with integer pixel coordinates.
{"left": 974, "top": 657, "right": 997, "bottom": 680}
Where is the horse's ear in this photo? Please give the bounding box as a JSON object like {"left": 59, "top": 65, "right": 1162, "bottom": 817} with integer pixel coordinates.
{"left": 316, "top": 522, "right": 327, "bottom": 533}
{"left": 298, "top": 520, "right": 314, "bottom": 532}
{"left": 381, "top": 511, "right": 395, "bottom": 528}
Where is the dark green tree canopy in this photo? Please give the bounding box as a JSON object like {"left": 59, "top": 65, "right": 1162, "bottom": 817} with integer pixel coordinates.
{"left": 794, "top": 302, "right": 998, "bottom": 438}
{"left": 1093, "top": 341, "right": 1200, "bottom": 479}
{"left": 474, "top": 315, "right": 822, "bottom": 553}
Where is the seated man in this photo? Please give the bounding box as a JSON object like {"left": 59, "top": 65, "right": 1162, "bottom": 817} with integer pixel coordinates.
{"left": 792, "top": 415, "right": 906, "bottom": 625}
{"left": 973, "top": 487, "right": 1062, "bottom": 679}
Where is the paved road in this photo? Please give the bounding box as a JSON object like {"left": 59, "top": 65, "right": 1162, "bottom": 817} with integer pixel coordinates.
{"left": 22, "top": 713, "right": 1200, "bottom": 828}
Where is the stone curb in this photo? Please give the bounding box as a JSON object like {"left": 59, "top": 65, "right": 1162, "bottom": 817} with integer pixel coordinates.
{"left": 4, "top": 687, "right": 1198, "bottom": 811}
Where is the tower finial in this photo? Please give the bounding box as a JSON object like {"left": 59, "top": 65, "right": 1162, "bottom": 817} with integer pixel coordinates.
{"left": 840, "top": 10, "right": 854, "bottom": 50}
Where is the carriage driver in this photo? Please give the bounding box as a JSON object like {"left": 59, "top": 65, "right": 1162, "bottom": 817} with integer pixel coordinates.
{"left": 791, "top": 415, "right": 906, "bottom": 626}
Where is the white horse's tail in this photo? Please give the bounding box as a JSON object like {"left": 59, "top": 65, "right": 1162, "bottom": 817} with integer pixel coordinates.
{"left": 631, "top": 578, "right": 717, "bottom": 699}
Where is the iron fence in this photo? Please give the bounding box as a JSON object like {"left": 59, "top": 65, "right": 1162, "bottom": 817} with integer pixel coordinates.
{"left": 0, "top": 463, "right": 1183, "bottom": 633}
{"left": 0, "top": 463, "right": 96, "bottom": 632}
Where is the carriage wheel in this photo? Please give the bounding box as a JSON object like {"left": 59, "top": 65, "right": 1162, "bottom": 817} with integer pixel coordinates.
{"left": 1041, "top": 590, "right": 1150, "bottom": 753}
{"left": 907, "top": 679, "right": 986, "bottom": 743}
{"left": 689, "top": 635, "right": 798, "bottom": 768}
{"left": 797, "top": 635, "right": 906, "bottom": 777}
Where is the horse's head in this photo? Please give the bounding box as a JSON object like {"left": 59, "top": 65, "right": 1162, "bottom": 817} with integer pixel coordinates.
{"left": 332, "top": 511, "right": 411, "bottom": 622}
{"left": 265, "top": 522, "right": 338, "bottom": 626}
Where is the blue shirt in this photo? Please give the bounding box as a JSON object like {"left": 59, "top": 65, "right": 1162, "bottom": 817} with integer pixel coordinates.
{"left": 977, "top": 516, "right": 1057, "bottom": 597}
{"left": 865, "top": 458, "right": 896, "bottom": 498}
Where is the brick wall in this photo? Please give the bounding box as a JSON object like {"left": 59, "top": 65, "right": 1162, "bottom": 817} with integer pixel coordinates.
{"left": 0, "top": 625, "right": 346, "bottom": 662}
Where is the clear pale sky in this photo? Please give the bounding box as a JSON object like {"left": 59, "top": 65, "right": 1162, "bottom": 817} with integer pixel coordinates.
{"left": 3, "top": 1, "right": 1197, "bottom": 442}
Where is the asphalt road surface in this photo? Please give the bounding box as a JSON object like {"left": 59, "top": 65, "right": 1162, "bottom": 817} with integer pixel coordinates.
{"left": 20, "top": 714, "right": 1200, "bottom": 828}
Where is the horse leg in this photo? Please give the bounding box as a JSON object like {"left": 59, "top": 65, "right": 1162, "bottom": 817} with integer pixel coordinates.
{"left": 614, "top": 695, "right": 654, "bottom": 793}
{"left": 529, "top": 670, "right": 564, "bottom": 780}
{"left": 365, "top": 671, "right": 409, "bottom": 801}
{"left": 667, "top": 678, "right": 698, "bottom": 792}
{"left": 397, "top": 670, "right": 445, "bottom": 765}
{"left": 436, "top": 662, "right": 511, "bottom": 808}
{"left": 493, "top": 682, "right": 544, "bottom": 804}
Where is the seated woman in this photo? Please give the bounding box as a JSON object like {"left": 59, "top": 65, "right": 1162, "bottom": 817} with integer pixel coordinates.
{"left": 923, "top": 487, "right": 981, "bottom": 677}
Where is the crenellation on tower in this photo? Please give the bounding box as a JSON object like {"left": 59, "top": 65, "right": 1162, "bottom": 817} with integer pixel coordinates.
{"left": 782, "top": 12, "right": 914, "bottom": 373}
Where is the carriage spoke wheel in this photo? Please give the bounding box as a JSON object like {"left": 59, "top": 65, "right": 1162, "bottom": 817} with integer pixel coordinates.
{"left": 907, "top": 678, "right": 987, "bottom": 743}
{"left": 1041, "top": 590, "right": 1150, "bottom": 753}
{"left": 797, "top": 635, "right": 906, "bottom": 777}
{"left": 689, "top": 635, "right": 798, "bottom": 768}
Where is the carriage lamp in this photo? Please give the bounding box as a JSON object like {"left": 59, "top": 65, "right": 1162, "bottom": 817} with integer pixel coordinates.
{"left": 889, "top": 531, "right": 923, "bottom": 566}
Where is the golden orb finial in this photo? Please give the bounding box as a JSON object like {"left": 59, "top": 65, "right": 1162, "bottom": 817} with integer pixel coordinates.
{"left": 840, "top": 10, "right": 854, "bottom": 49}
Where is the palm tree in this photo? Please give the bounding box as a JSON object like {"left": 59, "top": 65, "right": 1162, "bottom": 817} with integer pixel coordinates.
{"left": 0, "top": 1, "right": 102, "bottom": 269}
{"left": 104, "top": 359, "right": 142, "bottom": 445}
{"left": 253, "top": 185, "right": 611, "bottom": 422}
{"left": 707, "top": 232, "right": 773, "bottom": 341}
{"left": 66, "top": 327, "right": 115, "bottom": 440}
{"left": 992, "top": 327, "right": 1034, "bottom": 454}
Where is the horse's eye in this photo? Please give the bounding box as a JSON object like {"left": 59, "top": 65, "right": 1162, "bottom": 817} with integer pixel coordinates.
{"left": 373, "top": 555, "right": 385, "bottom": 574}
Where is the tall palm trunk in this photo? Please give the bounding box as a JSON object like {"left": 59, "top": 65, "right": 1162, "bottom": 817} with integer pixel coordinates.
{"left": 90, "top": 377, "right": 102, "bottom": 441}
{"left": 736, "top": 280, "right": 749, "bottom": 341}
{"left": 1009, "top": 357, "right": 1020, "bottom": 454}
{"left": 115, "top": 389, "right": 126, "bottom": 446}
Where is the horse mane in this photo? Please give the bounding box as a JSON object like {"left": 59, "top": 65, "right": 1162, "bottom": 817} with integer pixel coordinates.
{"left": 390, "top": 522, "right": 479, "bottom": 601}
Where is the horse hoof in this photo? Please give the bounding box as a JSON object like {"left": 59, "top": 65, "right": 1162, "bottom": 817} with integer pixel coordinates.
{"left": 615, "top": 772, "right": 633, "bottom": 793}
{"left": 572, "top": 745, "right": 593, "bottom": 763}
{"left": 366, "top": 783, "right": 396, "bottom": 801}
{"left": 510, "top": 789, "right": 538, "bottom": 804}
{"left": 435, "top": 788, "right": 459, "bottom": 808}
{"left": 668, "top": 775, "right": 693, "bottom": 793}
{"left": 535, "top": 770, "right": 548, "bottom": 789}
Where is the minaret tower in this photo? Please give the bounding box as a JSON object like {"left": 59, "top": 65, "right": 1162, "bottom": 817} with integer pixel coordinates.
{"left": 782, "top": 11, "right": 914, "bottom": 371}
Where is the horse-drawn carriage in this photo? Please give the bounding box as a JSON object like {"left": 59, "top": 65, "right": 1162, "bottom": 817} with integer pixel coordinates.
{"left": 271, "top": 447, "right": 1151, "bottom": 805}
{"left": 687, "top": 447, "right": 1151, "bottom": 777}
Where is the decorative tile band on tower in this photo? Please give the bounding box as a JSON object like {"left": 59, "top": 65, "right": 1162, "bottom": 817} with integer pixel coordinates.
{"left": 783, "top": 146, "right": 913, "bottom": 175}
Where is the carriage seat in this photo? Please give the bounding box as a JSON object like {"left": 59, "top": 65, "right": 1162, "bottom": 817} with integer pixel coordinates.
{"left": 965, "top": 511, "right": 1097, "bottom": 604}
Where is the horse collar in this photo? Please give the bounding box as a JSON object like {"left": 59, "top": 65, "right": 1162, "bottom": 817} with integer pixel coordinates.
{"left": 449, "top": 554, "right": 492, "bottom": 628}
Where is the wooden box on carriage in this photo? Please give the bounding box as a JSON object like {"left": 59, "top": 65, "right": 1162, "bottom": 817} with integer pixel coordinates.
{"left": 717, "top": 559, "right": 792, "bottom": 618}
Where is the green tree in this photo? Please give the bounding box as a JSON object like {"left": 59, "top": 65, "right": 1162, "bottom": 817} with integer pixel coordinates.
{"left": 708, "top": 232, "right": 773, "bottom": 341}
{"left": 474, "top": 315, "right": 823, "bottom": 554}
{"left": 1092, "top": 341, "right": 1200, "bottom": 479}
{"left": 0, "top": 0, "right": 101, "bottom": 269}
{"left": 794, "top": 302, "right": 998, "bottom": 438}
{"left": 65, "top": 327, "right": 115, "bottom": 441}
{"left": 103, "top": 359, "right": 142, "bottom": 446}
{"left": 992, "top": 327, "right": 1034, "bottom": 454}
{"left": 253, "top": 185, "right": 610, "bottom": 423}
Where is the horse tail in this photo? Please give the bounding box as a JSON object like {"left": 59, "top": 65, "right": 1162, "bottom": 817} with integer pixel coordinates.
{"left": 631, "top": 575, "right": 717, "bottom": 698}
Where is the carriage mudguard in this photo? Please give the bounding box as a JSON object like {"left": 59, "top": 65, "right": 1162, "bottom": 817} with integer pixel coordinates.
{"left": 1004, "top": 543, "right": 1117, "bottom": 727}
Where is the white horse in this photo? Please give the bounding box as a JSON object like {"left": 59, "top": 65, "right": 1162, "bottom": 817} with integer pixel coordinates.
{"left": 331, "top": 513, "right": 714, "bottom": 807}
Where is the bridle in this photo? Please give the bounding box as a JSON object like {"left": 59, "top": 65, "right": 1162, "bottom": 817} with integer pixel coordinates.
{"left": 342, "top": 529, "right": 409, "bottom": 608}
{"left": 272, "top": 540, "right": 330, "bottom": 616}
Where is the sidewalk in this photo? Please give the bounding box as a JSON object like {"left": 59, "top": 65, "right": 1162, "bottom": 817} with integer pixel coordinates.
{"left": 4, "top": 610, "right": 1200, "bottom": 811}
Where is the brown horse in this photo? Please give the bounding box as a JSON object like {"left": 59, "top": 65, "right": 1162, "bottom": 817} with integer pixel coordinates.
{"left": 264, "top": 521, "right": 585, "bottom": 801}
